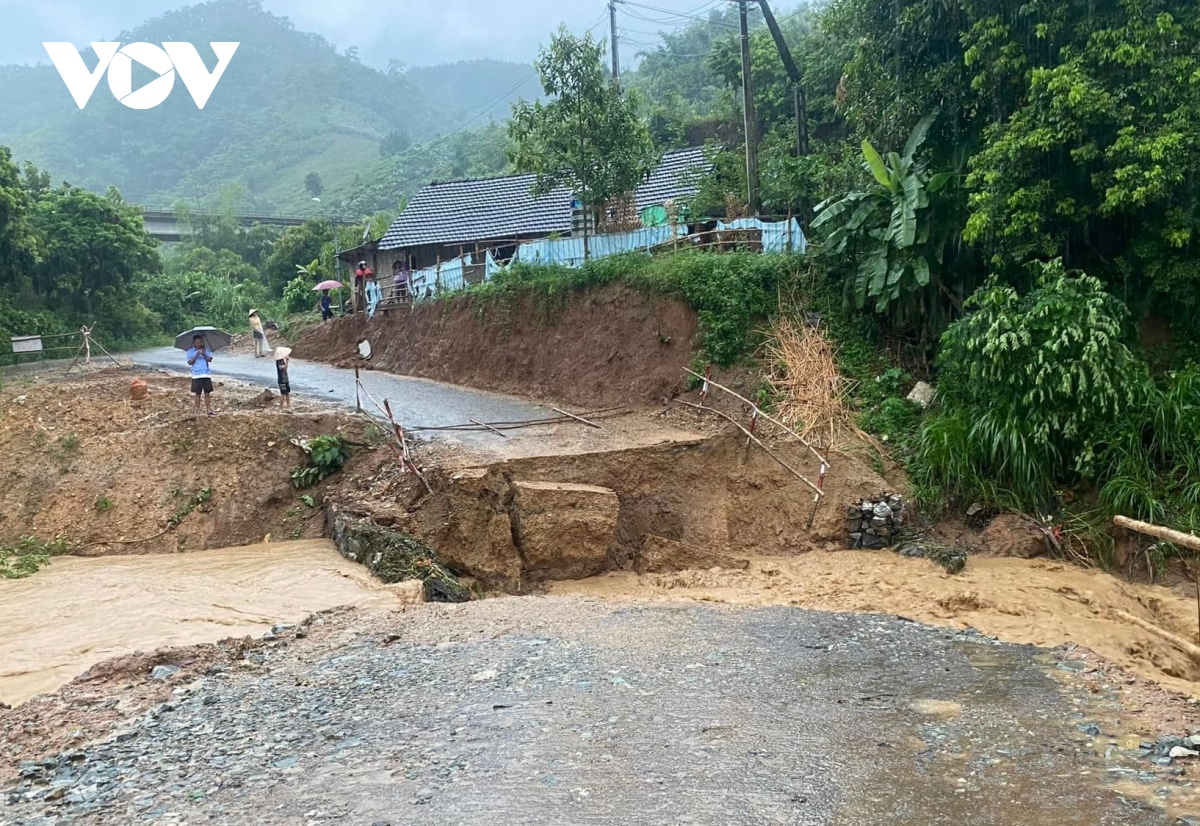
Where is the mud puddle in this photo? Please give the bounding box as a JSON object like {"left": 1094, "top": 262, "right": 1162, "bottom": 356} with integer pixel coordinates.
{"left": 552, "top": 551, "right": 1200, "bottom": 697}
{"left": 0, "top": 540, "right": 393, "bottom": 705}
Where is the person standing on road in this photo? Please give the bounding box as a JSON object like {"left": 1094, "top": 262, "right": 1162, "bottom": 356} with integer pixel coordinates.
{"left": 320, "top": 289, "right": 333, "bottom": 322}
{"left": 186, "top": 334, "right": 215, "bottom": 416}
{"left": 274, "top": 346, "right": 292, "bottom": 413}
{"left": 249, "top": 309, "right": 270, "bottom": 357}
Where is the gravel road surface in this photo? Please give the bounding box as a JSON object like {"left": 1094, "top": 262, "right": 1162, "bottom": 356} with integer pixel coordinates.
{"left": 4, "top": 598, "right": 1171, "bottom": 825}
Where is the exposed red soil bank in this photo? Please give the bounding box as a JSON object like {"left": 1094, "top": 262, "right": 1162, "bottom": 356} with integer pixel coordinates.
{"left": 291, "top": 284, "right": 700, "bottom": 408}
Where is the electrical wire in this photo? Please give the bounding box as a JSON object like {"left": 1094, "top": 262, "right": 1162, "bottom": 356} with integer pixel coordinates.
{"left": 619, "top": 1, "right": 738, "bottom": 28}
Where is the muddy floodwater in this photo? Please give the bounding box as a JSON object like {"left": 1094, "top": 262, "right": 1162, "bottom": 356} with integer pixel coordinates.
{"left": 0, "top": 540, "right": 393, "bottom": 705}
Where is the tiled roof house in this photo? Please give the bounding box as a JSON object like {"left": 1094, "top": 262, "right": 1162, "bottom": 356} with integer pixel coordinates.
{"left": 378, "top": 146, "right": 711, "bottom": 267}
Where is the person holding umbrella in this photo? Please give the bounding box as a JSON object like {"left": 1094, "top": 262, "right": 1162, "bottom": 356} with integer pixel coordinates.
{"left": 186, "top": 333, "right": 215, "bottom": 415}
{"left": 313, "top": 279, "right": 342, "bottom": 320}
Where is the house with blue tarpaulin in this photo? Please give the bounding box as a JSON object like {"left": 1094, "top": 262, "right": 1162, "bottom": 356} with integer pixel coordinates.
{"left": 374, "top": 147, "right": 713, "bottom": 282}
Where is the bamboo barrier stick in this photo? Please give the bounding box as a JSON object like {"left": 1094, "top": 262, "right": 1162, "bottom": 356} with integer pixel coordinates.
{"left": 683, "top": 367, "right": 829, "bottom": 468}
{"left": 674, "top": 399, "right": 823, "bottom": 497}
{"left": 469, "top": 418, "right": 508, "bottom": 438}
{"left": 1114, "top": 515, "right": 1200, "bottom": 553}
{"left": 1114, "top": 609, "right": 1200, "bottom": 663}
{"left": 551, "top": 407, "right": 602, "bottom": 429}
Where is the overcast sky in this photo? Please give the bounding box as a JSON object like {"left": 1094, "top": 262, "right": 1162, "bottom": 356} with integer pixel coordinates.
{"left": 0, "top": 0, "right": 719, "bottom": 68}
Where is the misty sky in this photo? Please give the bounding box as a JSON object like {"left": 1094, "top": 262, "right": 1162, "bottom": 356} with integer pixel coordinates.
{"left": 0, "top": 0, "right": 719, "bottom": 68}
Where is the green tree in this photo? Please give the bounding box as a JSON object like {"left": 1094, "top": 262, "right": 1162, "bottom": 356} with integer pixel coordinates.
{"left": 263, "top": 221, "right": 334, "bottom": 295}
{"left": 0, "top": 147, "right": 34, "bottom": 288}
{"left": 508, "top": 27, "right": 658, "bottom": 257}
{"left": 304, "top": 171, "right": 324, "bottom": 199}
{"left": 29, "top": 186, "right": 160, "bottom": 323}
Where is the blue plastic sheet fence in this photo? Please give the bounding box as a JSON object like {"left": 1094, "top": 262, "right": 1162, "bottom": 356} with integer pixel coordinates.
{"left": 516, "top": 225, "right": 686, "bottom": 267}
{"left": 407, "top": 219, "right": 805, "bottom": 302}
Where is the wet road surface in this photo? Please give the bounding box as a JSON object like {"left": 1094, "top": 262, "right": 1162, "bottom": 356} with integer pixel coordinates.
{"left": 4, "top": 599, "right": 1172, "bottom": 824}
{"left": 130, "top": 346, "right": 549, "bottom": 433}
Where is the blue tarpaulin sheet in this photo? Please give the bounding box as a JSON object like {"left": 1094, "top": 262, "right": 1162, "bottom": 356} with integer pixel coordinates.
{"left": 715, "top": 217, "right": 806, "bottom": 254}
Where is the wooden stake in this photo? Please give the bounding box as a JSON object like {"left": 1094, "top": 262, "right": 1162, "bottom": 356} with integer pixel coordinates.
{"left": 684, "top": 367, "right": 829, "bottom": 468}
{"left": 551, "top": 407, "right": 602, "bottom": 428}
{"left": 354, "top": 365, "right": 362, "bottom": 413}
{"left": 674, "top": 399, "right": 823, "bottom": 496}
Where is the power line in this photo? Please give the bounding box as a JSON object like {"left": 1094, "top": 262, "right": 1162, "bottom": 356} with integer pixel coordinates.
{"left": 618, "top": 0, "right": 738, "bottom": 28}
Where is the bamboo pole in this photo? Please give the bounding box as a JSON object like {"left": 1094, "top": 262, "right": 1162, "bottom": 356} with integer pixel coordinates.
{"left": 683, "top": 367, "right": 829, "bottom": 467}
{"left": 551, "top": 407, "right": 602, "bottom": 429}
{"left": 1113, "top": 609, "right": 1200, "bottom": 663}
{"left": 1114, "top": 515, "right": 1200, "bottom": 552}
{"left": 674, "top": 399, "right": 823, "bottom": 496}
{"left": 469, "top": 418, "right": 508, "bottom": 438}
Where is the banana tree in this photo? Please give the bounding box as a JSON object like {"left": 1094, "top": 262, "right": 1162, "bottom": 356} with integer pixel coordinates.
{"left": 812, "top": 112, "right": 957, "bottom": 330}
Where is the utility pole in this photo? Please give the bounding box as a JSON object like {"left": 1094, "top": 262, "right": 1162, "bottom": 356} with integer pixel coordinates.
{"left": 609, "top": 0, "right": 621, "bottom": 82}
{"left": 756, "top": 0, "right": 809, "bottom": 156}
{"left": 738, "top": 0, "right": 760, "bottom": 215}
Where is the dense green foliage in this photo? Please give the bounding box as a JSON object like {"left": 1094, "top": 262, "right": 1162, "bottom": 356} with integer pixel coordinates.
{"left": 916, "top": 261, "right": 1146, "bottom": 507}
{"left": 0, "top": 148, "right": 163, "bottom": 352}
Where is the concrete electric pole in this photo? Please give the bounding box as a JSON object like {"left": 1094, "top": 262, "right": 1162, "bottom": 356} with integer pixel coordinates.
{"left": 738, "top": 0, "right": 760, "bottom": 215}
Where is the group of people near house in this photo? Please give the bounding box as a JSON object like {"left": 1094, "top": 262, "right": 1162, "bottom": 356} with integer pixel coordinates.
{"left": 350, "top": 255, "right": 413, "bottom": 317}
{"left": 184, "top": 309, "right": 292, "bottom": 415}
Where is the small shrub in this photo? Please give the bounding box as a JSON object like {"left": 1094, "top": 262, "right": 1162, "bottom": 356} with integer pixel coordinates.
{"left": 915, "top": 259, "right": 1147, "bottom": 510}
{"left": 292, "top": 435, "right": 350, "bottom": 489}
{"left": 94, "top": 494, "right": 114, "bottom": 513}
{"left": 168, "top": 488, "right": 213, "bottom": 528}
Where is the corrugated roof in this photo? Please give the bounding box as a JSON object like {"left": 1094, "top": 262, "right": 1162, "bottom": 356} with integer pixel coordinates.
{"left": 635, "top": 146, "right": 708, "bottom": 212}
{"left": 379, "top": 147, "right": 711, "bottom": 250}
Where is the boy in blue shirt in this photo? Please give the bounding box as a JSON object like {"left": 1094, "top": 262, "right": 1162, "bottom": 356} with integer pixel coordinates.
{"left": 185, "top": 334, "right": 215, "bottom": 415}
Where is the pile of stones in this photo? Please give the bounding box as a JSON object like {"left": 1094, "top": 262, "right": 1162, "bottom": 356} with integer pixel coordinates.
{"left": 845, "top": 493, "right": 904, "bottom": 549}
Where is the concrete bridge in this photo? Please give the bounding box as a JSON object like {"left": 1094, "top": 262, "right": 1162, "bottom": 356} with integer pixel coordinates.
{"left": 142, "top": 209, "right": 357, "bottom": 242}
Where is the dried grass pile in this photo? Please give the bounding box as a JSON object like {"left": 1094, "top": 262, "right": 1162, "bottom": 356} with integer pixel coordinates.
{"left": 767, "top": 318, "right": 855, "bottom": 447}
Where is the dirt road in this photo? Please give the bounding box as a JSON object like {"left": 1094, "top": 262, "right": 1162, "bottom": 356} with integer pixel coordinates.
{"left": 2, "top": 599, "right": 1176, "bottom": 825}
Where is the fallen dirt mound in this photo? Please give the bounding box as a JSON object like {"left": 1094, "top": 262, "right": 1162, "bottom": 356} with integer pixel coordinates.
{"left": 553, "top": 551, "right": 1200, "bottom": 697}
{"left": 291, "top": 283, "right": 700, "bottom": 408}
{"left": 0, "top": 368, "right": 377, "bottom": 554}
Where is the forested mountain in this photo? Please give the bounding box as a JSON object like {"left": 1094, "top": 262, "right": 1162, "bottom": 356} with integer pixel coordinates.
{"left": 407, "top": 60, "right": 543, "bottom": 124}
{"left": 0, "top": 0, "right": 530, "bottom": 215}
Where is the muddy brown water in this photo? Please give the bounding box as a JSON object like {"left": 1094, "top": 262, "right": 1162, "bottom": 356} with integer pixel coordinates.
{"left": 0, "top": 540, "right": 393, "bottom": 705}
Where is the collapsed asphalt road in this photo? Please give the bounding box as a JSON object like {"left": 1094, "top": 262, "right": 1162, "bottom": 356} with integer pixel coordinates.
{"left": 4, "top": 598, "right": 1172, "bottom": 825}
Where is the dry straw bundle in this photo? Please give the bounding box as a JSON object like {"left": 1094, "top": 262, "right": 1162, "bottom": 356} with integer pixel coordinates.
{"left": 767, "top": 318, "right": 855, "bottom": 448}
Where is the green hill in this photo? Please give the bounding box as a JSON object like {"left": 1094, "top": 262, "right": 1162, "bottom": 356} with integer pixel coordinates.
{"left": 0, "top": 0, "right": 532, "bottom": 215}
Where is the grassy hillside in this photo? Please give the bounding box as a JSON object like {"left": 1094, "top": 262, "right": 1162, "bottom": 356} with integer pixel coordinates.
{"left": 0, "top": 0, "right": 532, "bottom": 214}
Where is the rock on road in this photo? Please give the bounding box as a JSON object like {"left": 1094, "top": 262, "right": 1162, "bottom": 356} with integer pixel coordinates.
{"left": 4, "top": 598, "right": 1170, "bottom": 825}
